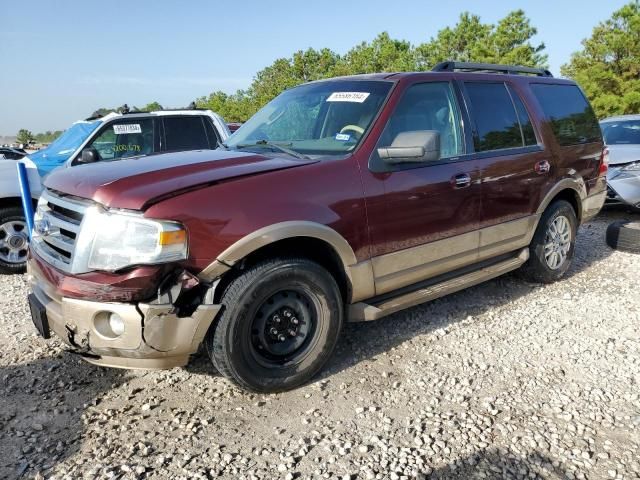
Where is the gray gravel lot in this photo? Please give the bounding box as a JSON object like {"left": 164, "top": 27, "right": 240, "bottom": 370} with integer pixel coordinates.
{"left": 1, "top": 210, "right": 639, "bottom": 480}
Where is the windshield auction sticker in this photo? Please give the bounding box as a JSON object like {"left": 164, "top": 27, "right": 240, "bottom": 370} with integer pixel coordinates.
{"left": 326, "top": 92, "right": 370, "bottom": 103}
{"left": 113, "top": 124, "right": 142, "bottom": 134}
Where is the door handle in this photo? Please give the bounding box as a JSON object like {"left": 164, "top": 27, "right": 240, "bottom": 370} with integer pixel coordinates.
{"left": 451, "top": 173, "right": 471, "bottom": 189}
{"left": 535, "top": 160, "right": 551, "bottom": 174}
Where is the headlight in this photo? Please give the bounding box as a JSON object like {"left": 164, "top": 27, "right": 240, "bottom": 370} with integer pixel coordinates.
{"left": 80, "top": 206, "right": 188, "bottom": 271}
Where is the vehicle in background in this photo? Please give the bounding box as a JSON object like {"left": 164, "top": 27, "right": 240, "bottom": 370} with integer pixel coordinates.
{"left": 0, "top": 147, "right": 27, "bottom": 160}
{"left": 27, "top": 62, "right": 606, "bottom": 392}
{"left": 0, "top": 109, "right": 230, "bottom": 274}
{"left": 601, "top": 115, "right": 640, "bottom": 211}
{"left": 227, "top": 122, "right": 243, "bottom": 133}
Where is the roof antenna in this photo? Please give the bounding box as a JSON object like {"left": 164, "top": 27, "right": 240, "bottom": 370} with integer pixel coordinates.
{"left": 187, "top": 101, "right": 197, "bottom": 110}
{"left": 120, "top": 104, "right": 130, "bottom": 114}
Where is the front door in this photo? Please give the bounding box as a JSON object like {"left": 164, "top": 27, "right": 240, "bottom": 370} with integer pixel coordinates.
{"left": 361, "top": 81, "right": 482, "bottom": 295}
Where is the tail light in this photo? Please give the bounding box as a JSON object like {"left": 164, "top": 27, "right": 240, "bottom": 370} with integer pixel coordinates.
{"left": 599, "top": 147, "right": 609, "bottom": 176}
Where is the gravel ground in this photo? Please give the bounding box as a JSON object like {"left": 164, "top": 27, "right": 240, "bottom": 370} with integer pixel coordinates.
{"left": 1, "top": 210, "right": 639, "bottom": 480}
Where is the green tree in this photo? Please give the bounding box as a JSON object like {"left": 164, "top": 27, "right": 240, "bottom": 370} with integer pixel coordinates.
{"left": 335, "top": 32, "right": 416, "bottom": 75}
{"left": 416, "top": 10, "right": 546, "bottom": 68}
{"left": 195, "top": 9, "right": 547, "bottom": 122}
{"left": 561, "top": 1, "right": 640, "bottom": 118}
{"left": 16, "top": 129, "right": 34, "bottom": 145}
{"left": 143, "top": 101, "right": 163, "bottom": 111}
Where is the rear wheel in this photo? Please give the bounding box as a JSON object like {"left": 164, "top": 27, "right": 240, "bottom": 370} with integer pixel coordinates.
{"left": 0, "top": 206, "right": 29, "bottom": 274}
{"left": 205, "top": 257, "right": 343, "bottom": 392}
{"left": 520, "top": 200, "right": 577, "bottom": 283}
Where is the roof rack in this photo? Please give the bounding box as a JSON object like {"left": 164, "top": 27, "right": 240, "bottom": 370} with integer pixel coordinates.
{"left": 433, "top": 61, "right": 553, "bottom": 77}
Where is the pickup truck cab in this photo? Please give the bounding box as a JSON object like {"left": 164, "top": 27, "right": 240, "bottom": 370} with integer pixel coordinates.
{"left": 27, "top": 62, "right": 607, "bottom": 392}
{"left": 1, "top": 109, "right": 230, "bottom": 273}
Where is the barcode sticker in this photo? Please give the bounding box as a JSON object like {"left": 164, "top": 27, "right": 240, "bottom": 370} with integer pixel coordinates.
{"left": 113, "top": 124, "right": 142, "bottom": 134}
{"left": 326, "top": 92, "right": 370, "bottom": 103}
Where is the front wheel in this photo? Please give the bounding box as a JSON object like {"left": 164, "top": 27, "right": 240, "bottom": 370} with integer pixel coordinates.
{"left": 0, "top": 206, "right": 29, "bottom": 274}
{"left": 520, "top": 200, "right": 578, "bottom": 283}
{"left": 205, "top": 257, "right": 343, "bottom": 392}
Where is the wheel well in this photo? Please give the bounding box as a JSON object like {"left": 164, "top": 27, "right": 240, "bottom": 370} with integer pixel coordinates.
{"left": 0, "top": 197, "right": 36, "bottom": 211}
{"left": 547, "top": 189, "right": 581, "bottom": 221}
{"left": 214, "top": 237, "right": 350, "bottom": 304}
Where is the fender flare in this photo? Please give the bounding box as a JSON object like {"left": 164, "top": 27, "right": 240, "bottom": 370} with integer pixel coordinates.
{"left": 197, "top": 221, "right": 375, "bottom": 302}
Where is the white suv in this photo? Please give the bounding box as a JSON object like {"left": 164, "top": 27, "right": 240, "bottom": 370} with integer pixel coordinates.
{"left": 0, "top": 109, "right": 230, "bottom": 273}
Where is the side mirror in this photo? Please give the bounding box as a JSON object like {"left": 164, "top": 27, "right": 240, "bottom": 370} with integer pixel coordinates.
{"left": 377, "top": 130, "right": 440, "bottom": 164}
{"left": 78, "top": 147, "right": 99, "bottom": 164}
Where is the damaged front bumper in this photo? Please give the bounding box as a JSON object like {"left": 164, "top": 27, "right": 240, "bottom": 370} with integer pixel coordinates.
{"left": 27, "top": 259, "right": 221, "bottom": 370}
{"left": 606, "top": 167, "right": 640, "bottom": 208}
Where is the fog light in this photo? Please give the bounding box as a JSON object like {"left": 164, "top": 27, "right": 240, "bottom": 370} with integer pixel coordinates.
{"left": 94, "top": 311, "right": 126, "bottom": 339}
{"left": 108, "top": 313, "right": 125, "bottom": 336}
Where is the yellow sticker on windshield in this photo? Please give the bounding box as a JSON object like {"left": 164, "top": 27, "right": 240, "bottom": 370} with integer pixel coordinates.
{"left": 326, "top": 92, "right": 370, "bottom": 103}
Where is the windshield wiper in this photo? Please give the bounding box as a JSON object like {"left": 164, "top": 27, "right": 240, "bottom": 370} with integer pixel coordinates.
{"left": 236, "top": 140, "right": 308, "bottom": 159}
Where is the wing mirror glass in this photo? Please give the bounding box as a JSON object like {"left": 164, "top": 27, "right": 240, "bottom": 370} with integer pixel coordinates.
{"left": 378, "top": 130, "right": 441, "bottom": 164}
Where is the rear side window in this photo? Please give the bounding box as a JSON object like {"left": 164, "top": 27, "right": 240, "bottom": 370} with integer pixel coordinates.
{"left": 163, "top": 116, "right": 210, "bottom": 151}
{"left": 507, "top": 85, "right": 537, "bottom": 146}
{"left": 531, "top": 84, "right": 601, "bottom": 146}
{"left": 465, "top": 83, "right": 527, "bottom": 152}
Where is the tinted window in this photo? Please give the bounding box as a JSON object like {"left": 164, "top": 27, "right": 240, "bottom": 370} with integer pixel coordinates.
{"left": 507, "top": 85, "right": 537, "bottom": 146}
{"left": 601, "top": 119, "right": 640, "bottom": 145}
{"left": 164, "top": 117, "right": 210, "bottom": 151}
{"left": 379, "top": 82, "right": 464, "bottom": 159}
{"left": 465, "top": 82, "right": 523, "bottom": 152}
{"left": 87, "top": 119, "right": 154, "bottom": 161}
{"left": 531, "top": 84, "right": 601, "bottom": 146}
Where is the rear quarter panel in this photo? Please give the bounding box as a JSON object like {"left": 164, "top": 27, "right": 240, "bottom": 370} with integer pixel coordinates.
{"left": 520, "top": 78, "right": 605, "bottom": 215}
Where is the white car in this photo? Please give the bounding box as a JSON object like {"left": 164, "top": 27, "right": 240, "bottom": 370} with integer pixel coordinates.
{"left": 0, "top": 109, "right": 230, "bottom": 273}
{"left": 601, "top": 115, "right": 640, "bottom": 211}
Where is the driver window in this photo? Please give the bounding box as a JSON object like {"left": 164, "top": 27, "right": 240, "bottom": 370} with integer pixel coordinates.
{"left": 378, "top": 82, "right": 464, "bottom": 160}
{"left": 85, "top": 119, "right": 154, "bottom": 161}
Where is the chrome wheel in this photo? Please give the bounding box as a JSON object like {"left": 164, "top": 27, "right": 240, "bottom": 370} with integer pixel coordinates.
{"left": 0, "top": 220, "right": 28, "bottom": 264}
{"left": 544, "top": 215, "right": 571, "bottom": 270}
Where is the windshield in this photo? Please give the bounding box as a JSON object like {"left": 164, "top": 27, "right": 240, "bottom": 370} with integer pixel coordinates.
{"left": 601, "top": 120, "right": 640, "bottom": 145}
{"left": 226, "top": 80, "right": 393, "bottom": 156}
{"left": 28, "top": 120, "right": 101, "bottom": 176}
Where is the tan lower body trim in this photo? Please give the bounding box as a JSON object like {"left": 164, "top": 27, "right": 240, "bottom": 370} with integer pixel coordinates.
{"left": 371, "top": 215, "right": 537, "bottom": 296}
{"left": 350, "top": 248, "right": 529, "bottom": 321}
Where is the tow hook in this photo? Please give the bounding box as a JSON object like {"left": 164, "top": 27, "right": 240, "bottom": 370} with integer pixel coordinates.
{"left": 65, "top": 324, "right": 99, "bottom": 359}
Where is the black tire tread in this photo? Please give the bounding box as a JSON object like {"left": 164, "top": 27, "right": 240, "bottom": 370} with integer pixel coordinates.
{"left": 606, "top": 220, "right": 640, "bottom": 254}
{"left": 0, "top": 206, "right": 28, "bottom": 274}
{"left": 520, "top": 200, "right": 577, "bottom": 284}
{"left": 205, "top": 256, "right": 342, "bottom": 392}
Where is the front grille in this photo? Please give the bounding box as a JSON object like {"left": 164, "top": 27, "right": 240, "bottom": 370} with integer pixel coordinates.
{"left": 31, "top": 189, "right": 90, "bottom": 273}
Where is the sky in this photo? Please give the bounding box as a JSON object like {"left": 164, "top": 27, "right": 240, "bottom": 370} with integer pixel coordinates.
{"left": 0, "top": 0, "right": 628, "bottom": 135}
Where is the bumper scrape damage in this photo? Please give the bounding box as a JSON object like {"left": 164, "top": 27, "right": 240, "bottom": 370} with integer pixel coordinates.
{"left": 28, "top": 260, "right": 221, "bottom": 369}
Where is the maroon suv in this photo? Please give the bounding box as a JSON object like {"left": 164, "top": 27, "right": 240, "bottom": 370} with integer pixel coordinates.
{"left": 27, "top": 62, "right": 607, "bottom": 392}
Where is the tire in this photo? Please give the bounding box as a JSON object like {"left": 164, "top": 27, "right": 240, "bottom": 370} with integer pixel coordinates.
{"left": 606, "top": 220, "right": 640, "bottom": 254}
{"left": 520, "top": 200, "right": 578, "bottom": 284}
{"left": 205, "top": 257, "right": 343, "bottom": 393}
{"left": 0, "top": 206, "right": 29, "bottom": 274}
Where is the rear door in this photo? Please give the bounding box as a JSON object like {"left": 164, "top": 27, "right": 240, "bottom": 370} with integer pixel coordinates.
{"left": 461, "top": 81, "right": 549, "bottom": 260}
{"left": 161, "top": 116, "right": 217, "bottom": 152}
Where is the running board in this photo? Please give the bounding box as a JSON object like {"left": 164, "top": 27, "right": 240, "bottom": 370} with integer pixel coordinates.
{"left": 348, "top": 248, "right": 529, "bottom": 322}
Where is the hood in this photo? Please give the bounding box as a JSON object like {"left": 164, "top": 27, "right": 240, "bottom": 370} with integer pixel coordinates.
{"left": 606, "top": 144, "right": 640, "bottom": 166}
{"left": 44, "top": 149, "right": 318, "bottom": 210}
